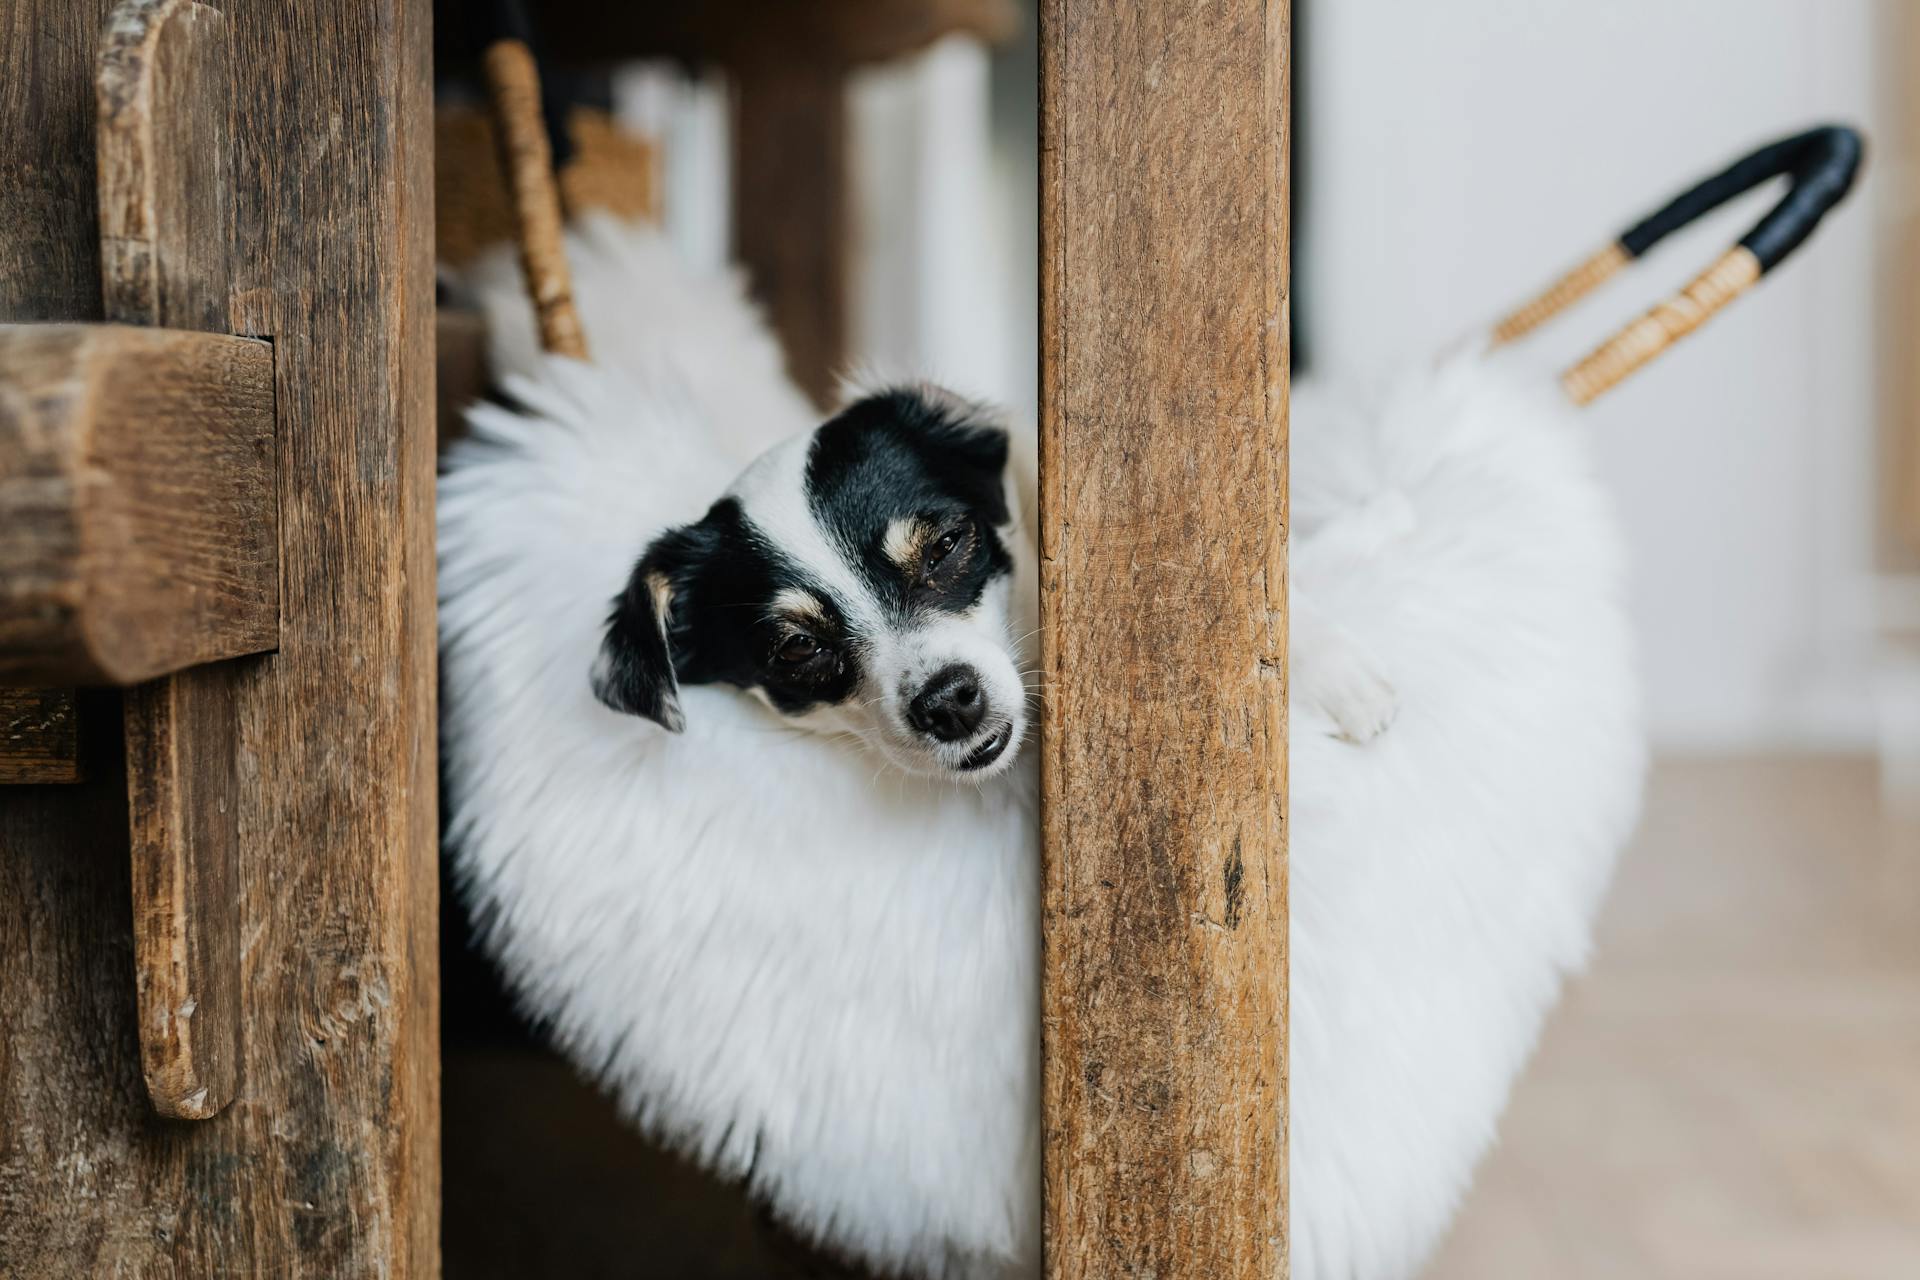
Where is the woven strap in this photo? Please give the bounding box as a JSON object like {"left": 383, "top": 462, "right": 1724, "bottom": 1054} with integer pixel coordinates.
{"left": 1492, "top": 125, "right": 1862, "bottom": 406}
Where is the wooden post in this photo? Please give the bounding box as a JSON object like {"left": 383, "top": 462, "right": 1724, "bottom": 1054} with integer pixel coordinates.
{"left": 1039, "top": 3, "right": 1290, "bottom": 1278}
{"left": 0, "top": 0, "right": 439, "bottom": 1273}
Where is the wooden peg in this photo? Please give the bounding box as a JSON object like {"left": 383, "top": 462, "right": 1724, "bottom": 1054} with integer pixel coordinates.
{"left": 98, "top": 0, "right": 259, "bottom": 1121}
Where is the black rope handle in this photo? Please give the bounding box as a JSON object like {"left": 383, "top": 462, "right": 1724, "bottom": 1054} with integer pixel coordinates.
{"left": 1621, "top": 124, "right": 1863, "bottom": 274}
{"left": 1493, "top": 125, "right": 1865, "bottom": 404}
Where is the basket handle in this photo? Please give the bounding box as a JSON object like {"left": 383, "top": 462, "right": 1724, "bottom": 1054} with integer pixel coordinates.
{"left": 1492, "top": 125, "right": 1863, "bottom": 405}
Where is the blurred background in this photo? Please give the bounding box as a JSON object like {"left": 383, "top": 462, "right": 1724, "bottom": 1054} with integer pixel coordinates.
{"left": 1301, "top": 6, "right": 1920, "bottom": 1275}
{"left": 441, "top": 1, "right": 1920, "bottom": 1275}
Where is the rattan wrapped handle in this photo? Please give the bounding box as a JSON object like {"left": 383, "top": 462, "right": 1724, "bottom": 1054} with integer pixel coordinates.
{"left": 1493, "top": 125, "right": 1863, "bottom": 405}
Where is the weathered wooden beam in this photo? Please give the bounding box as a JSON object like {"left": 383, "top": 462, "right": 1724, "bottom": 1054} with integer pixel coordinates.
{"left": 1038, "top": 2, "right": 1290, "bottom": 1278}
{"left": 0, "top": 324, "right": 276, "bottom": 688}
{"left": 0, "top": 0, "right": 439, "bottom": 1267}
{"left": 96, "top": 0, "right": 253, "bottom": 1123}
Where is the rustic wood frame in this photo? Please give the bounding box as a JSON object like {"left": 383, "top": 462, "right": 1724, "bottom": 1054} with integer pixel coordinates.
{"left": 0, "top": 0, "right": 438, "bottom": 1273}
{"left": 1039, "top": 3, "right": 1291, "bottom": 1277}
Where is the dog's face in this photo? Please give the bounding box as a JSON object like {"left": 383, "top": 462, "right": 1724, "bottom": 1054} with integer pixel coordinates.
{"left": 592, "top": 387, "right": 1030, "bottom": 779}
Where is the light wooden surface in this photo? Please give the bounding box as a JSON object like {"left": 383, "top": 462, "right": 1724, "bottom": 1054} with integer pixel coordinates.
{"left": 0, "top": 0, "right": 440, "bottom": 1272}
{"left": 1426, "top": 756, "right": 1920, "bottom": 1280}
{"left": 0, "top": 325, "right": 276, "bottom": 685}
{"left": 1038, "top": 2, "right": 1290, "bottom": 1277}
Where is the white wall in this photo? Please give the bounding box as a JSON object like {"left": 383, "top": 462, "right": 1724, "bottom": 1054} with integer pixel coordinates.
{"left": 1302, "top": 0, "right": 1896, "bottom": 750}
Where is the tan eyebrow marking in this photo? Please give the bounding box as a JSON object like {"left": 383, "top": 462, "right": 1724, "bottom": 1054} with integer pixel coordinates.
{"left": 644, "top": 571, "right": 674, "bottom": 628}
{"left": 771, "top": 587, "right": 829, "bottom": 627}
{"left": 882, "top": 517, "right": 926, "bottom": 571}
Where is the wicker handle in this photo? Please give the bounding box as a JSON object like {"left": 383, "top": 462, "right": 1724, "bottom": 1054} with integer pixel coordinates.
{"left": 483, "top": 37, "right": 589, "bottom": 361}
{"left": 1493, "top": 125, "right": 1863, "bottom": 406}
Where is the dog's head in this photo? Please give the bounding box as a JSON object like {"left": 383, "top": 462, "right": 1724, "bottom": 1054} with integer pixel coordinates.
{"left": 592, "top": 386, "right": 1031, "bottom": 779}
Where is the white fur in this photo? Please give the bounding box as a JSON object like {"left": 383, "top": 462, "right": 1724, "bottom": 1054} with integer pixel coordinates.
{"left": 441, "top": 220, "right": 1644, "bottom": 1279}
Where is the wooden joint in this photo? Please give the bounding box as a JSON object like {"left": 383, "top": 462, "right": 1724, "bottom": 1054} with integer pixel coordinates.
{"left": 0, "top": 323, "right": 278, "bottom": 687}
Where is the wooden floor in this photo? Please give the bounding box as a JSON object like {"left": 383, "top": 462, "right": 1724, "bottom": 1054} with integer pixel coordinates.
{"left": 1425, "top": 756, "right": 1920, "bottom": 1280}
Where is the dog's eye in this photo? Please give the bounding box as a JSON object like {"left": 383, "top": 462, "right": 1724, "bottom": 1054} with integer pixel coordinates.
{"left": 925, "top": 527, "right": 965, "bottom": 573}
{"left": 776, "top": 634, "right": 820, "bottom": 665}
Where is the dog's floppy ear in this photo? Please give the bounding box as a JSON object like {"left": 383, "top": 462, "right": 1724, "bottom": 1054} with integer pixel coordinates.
{"left": 591, "top": 523, "right": 710, "bottom": 731}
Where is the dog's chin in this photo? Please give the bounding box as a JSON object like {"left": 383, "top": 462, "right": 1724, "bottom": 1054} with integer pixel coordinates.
{"left": 882, "top": 716, "right": 1027, "bottom": 782}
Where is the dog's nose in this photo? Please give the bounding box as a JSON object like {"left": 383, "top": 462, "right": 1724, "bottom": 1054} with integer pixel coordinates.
{"left": 908, "top": 664, "right": 987, "bottom": 742}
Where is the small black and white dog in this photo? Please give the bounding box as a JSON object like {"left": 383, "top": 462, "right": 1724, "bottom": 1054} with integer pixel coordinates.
{"left": 591, "top": 386, "right": 1035, "bottom": 779}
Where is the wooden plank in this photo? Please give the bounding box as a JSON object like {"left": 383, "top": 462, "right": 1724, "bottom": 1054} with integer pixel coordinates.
{"left": 0, "top": 324, "right": 277, "bottom": 686}
{"left": 0, "top": 0, "right": 109, "bottom": 322}
{"left": 96, "top": 0, "right": 248, "bottom": 1122}
{"left": 124, "top": 663, "right": 241, "bottom": 1117}
{"left": 0, "top": 0, "right": 440, "bottom": 1272}
{"left": 0, "top": 689, "right": 82, "bottom": 785}
{"left": 98, "top": 0, "right": 232, "bottom": 333}
{"left": 733, "top": 65, "right": 848, "bottom": 408}
{"left": 1037, "top": 3, "right": 1290, "bottom": 1279}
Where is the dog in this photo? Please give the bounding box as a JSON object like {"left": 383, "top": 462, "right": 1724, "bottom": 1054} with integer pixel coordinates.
{"left": 590, "top": 385, "right": 1040, "bottom": 779}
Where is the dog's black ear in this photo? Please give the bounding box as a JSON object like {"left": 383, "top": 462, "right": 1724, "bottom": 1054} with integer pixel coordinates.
{"left": 591, "top": 524, "right": 710, "bottom": 731}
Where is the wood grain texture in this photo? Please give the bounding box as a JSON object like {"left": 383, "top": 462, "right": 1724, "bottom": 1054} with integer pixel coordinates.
{"left": 97, "top": 0, "right": 231, "bottom": 333}
{"left": 0, "top": 688, "right": 82, "bottom": 785}
{"left": 1038, "top": 2, "right": 1290, "bottom": 1278}
{"left": 734, "top": 65, "right": 848, "bottom": 408}
{"left": 0, "top": 0, "right": 112, "bottom": 321}
{"left": 97, "top": 0, "right": 250, "bottom": 1122}
{"left": 124, "top": 663, "right": 242, "bottom": 1117}
{"left": 0, "top": 0, "right": 439, "bottom": 1273}
{"left": 0, "top": 324, "right": 276, "bottom": 685}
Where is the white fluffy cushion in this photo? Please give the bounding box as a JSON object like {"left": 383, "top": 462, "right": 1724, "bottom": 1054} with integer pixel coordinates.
{"left": 1287, "top": 362, "right": 1644, "bottom": 1277}
{"left": 440, "top": 218, "right": 1644, "bottom": 1279}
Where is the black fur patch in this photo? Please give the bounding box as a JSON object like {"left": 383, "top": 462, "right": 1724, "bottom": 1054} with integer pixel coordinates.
{"left": 804, "top": 390, "right": 1012, "bottom": 616}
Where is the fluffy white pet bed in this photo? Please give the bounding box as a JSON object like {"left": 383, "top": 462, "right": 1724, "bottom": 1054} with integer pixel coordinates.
{"left": 440, "top": 216, "right": 1643, "bottom": 1279}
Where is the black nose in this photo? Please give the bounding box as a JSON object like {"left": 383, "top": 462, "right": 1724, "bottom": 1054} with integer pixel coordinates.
{"left": 908, "top": 664, "right": 987, "bottom": 743}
